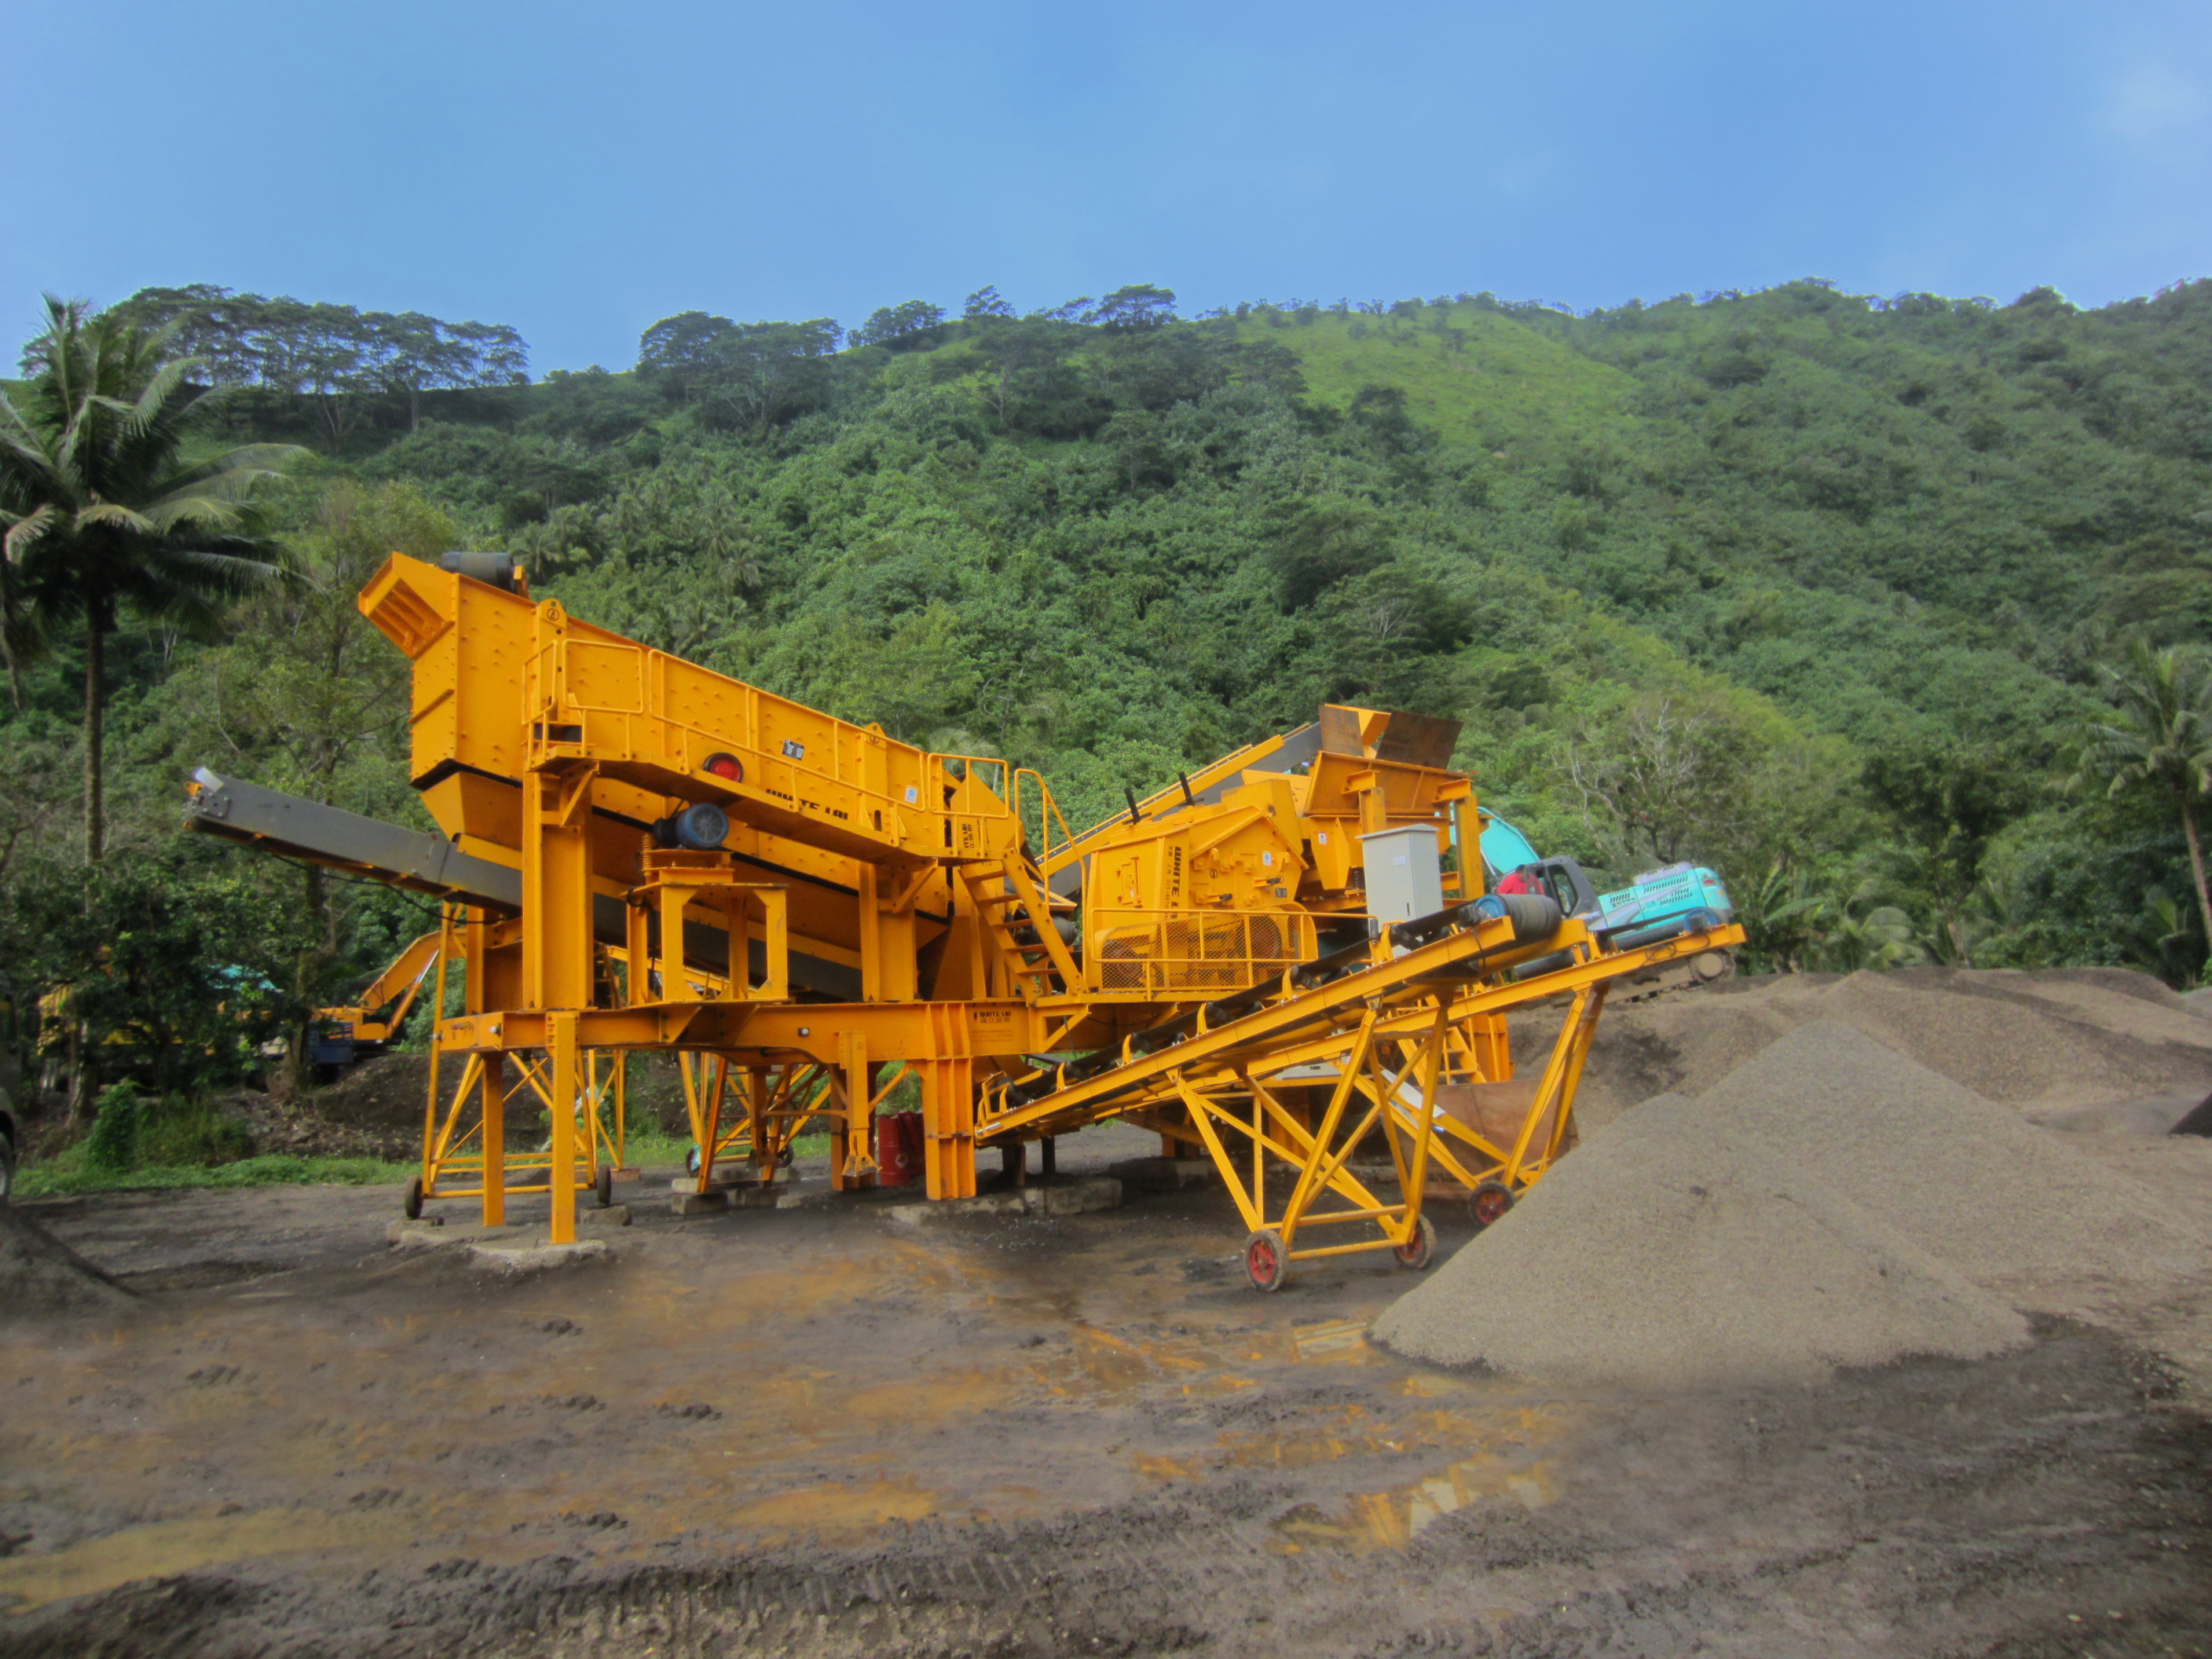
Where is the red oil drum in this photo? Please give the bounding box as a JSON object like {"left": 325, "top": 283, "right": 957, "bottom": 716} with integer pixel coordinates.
{"left": 877, "top": 1113, "right": 926, "bottom": 1186}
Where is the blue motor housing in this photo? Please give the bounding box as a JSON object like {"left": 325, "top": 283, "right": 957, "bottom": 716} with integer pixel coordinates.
{"left": 1594, "top": 864, "right": 1734, "bottom": 949}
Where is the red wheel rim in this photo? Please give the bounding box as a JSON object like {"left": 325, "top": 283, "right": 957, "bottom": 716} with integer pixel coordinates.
{"left": 1247, "top": 1236, "right": 1280, "bottom": 1283}
{"left": 1473, "top": 1186, "right": 1511, "bottom": 1227}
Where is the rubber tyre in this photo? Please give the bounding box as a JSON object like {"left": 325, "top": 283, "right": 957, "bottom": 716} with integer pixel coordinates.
{"left": 685, "top": 1144, "right": 703, "bottom": 1176}
{"left": 595, "top": 1164, "right": 614, "bottom": 1208}
{"left": 1393, "top": 1213, "right": 1437, "bottom": 1271}
{"left": 1469, "top": 1180, "right": 1514, "bottom": 1231}
{"left": 403, "top": 1176, "right": 424, "bottom": 1220}
{"left": 778, "top": 1147, "right": 795, "bottom": 1170}
{"left": 1243, "top": 1228, "right": 1290, "bottom": 1293}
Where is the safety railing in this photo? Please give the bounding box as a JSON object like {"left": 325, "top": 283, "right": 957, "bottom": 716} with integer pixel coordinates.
{"left": 925, "top": 752, "right": 1020, "bottom": 860}
{"left": 1010, "top": 767, "right": 1074, "bottom": 867}
{"left": 1086, "top": 907, "right": 1315, "bottom": 998}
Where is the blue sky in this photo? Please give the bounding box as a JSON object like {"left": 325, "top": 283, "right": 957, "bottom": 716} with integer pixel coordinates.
{"left": 9, "top": 0, "right": 2209, "bottom": 374}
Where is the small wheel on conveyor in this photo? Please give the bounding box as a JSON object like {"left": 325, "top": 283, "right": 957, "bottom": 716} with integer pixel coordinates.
{"left": 403, "top": 1176, "right": 424, "bottom": 1220}
{"left": 1468, "top": 1180, "right": 1515, "bottom": 1231}
{"left": 1393, "top": 1214, "right": 1437, "bottom": 1271}
{"left": 1243, "top": 1228, "right": 1290, "bottom": 1293}
{"left": 595, "top": 1164, "right": 614, "bottom": 1208}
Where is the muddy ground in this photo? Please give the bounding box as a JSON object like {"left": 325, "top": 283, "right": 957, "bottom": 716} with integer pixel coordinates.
{"left": 3, "top": 1108, "right": 2210, "bottom": 1659}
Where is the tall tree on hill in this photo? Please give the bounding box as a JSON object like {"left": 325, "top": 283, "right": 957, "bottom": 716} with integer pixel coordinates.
{"left": 851, "top": 300, "right": 945, "bottom": 350}
{"left": 2069, "top": 639, "right": 2212, "bottom": 959}
{"left": 109, "top": 287, "right": 530, "bottom": 447}
{"left": 1086, "top": 284, "right": 1177, "bottom": 331}
{"left": 0, "top": 296, "right": 300, "bottom": 862}
{"left": 635, "top": 312, "right": 841, "bottom": 431}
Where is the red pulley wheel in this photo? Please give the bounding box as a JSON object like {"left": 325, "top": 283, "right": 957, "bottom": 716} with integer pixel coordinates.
{"left": 1393, "top": 1213, "right": 1437, "bottom": 1270}
{"left": 1243, "top": 1228, "right": 1289, "bottom": 1293}
{"left": 1469, "top": 1181, "right": 1515, "bottom": 1230}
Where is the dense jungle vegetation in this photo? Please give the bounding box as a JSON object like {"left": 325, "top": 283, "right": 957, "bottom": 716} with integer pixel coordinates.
{"left": 4, "top": 274, "right": 2210, "bottom": 1115}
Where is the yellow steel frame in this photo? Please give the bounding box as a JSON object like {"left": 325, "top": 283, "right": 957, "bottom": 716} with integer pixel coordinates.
{"left": 416, "top": 1043, "right": 628, "bottom": 1207}
{"left": 290, "top": 552, "right": 1758, "bottom": 1264}
{"left": 1144, "top": 1002, "right": 1451, "bottom": 1270}
{"left": 980, "top": 918, "right": 1741, "bottom": 1280}
{"left": 413, "top": 907, "right": 630, "bottom": 1219}
{"left": 672, "top": 1052, "right": 920, "bottom": 1198}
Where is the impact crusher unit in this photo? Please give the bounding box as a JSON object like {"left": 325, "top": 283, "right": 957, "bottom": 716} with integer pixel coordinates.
{"left": 189, "top": 552, "right": 1743, "bottom": 1289}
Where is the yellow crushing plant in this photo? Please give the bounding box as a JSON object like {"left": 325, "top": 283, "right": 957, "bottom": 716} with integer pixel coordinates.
{"left": 187, "top": 552, "right": 1742, "bottom": 1290}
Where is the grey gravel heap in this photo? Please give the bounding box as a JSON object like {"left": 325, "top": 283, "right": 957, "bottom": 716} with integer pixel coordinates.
{"left": 0, "top": 1204, "right": 135, "bottom": 1318}
{"left": 1371, "top": 1091, "right": 2029, "bottom": 1388}
{"left": 1372, "top": 1021, "right": 2194, "bottom": 1387}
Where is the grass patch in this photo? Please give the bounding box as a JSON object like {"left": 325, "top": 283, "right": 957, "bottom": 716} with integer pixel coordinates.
{"left": 620, "top": 1130, "right": 833, "bottom": 1167}
{"left": 16, "top": 1153, "right": 414, "bottom": 1199}
{"left": 14, "top": 1130, "right": 838, "bottom": 1199}
{"left": 1235, "top": 304, "right": 1643, "bottom": 457}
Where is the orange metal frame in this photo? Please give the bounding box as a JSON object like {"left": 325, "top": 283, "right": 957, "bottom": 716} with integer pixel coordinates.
{"left": 215, "top": 552, "right": 1749, "bottom": 1284}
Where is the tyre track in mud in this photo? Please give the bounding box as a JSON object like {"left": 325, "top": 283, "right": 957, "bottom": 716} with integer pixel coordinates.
{"left": 13, "top": 1320, "right": 2210, "bottom": 1659}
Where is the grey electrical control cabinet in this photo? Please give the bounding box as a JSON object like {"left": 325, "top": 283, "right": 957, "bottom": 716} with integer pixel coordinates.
{"left": 1360, "top": 823, "right": 1445, "bottom": 925}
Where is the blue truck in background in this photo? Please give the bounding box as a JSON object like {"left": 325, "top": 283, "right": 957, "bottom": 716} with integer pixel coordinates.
{"left": 1477, "top": 815, "right": 1735, "bottom": 954}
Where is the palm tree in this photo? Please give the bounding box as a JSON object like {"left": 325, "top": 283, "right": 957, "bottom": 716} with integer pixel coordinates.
{"left": 0, "top": 296, "right": 301, "bottom": 861}
{"left": 2069, "top": 638, "right": 2212, "bottom": 954}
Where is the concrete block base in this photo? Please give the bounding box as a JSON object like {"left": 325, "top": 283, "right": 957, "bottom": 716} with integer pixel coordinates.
{"left": 1108, "top": 1157, "right": 1218, "bottom": 1190}
{"left": 1031, "top": 1177, "right": 1123, "bottom": 1217}
{"left": 888, "top": 1177, "right": 1121, "bottom": 1225}
{"left": 666, "top": 1165, "right": 767, "bottom": 1192}
{"left": 775, "top": 1181, "right": 902, "bottom": 1210}
{"left": 467, "top": 1238, "right": 610, "bottom": 1273}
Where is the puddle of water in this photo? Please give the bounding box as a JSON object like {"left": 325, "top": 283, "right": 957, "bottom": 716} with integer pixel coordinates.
{"left": 1132, "top": 1400, "right": 1571, "bottom": 1495}
{"left": 1209, "top": 1403, "right": 1520, "bottom": 1467}
{"left": 1273, "top": 1452, "right": 1561, "bottom": 1555}
{"left": 1291, "top": 1318, "right": 1372, "bottom": 1364}
{"left": 0, "top": 1507, "right": 370, "bottom": 1612}
{"left": 1062, "top": 1325, "right": 1219, "bottom": 1395}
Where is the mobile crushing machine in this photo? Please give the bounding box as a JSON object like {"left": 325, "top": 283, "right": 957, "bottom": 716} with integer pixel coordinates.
{"left": 188, "top": 552, "right": 1743, "bottom": 1289}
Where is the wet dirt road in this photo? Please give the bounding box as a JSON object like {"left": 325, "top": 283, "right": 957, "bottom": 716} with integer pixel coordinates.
{"left": 3, "top": 1137, "right": 2210, "bottom": 1658}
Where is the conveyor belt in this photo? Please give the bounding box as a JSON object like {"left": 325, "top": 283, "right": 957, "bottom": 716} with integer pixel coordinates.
{"left": 975, "top": 895, "right": 1745, "bottom": 1289}
{"left": 978, "top": 894, "right": 1569, "bottom": 1141}
{"left": 185, "top": 769, "right": 862, "bottom": 998}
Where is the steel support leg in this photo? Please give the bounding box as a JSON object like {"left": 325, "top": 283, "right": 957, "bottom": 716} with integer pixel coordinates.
{"left": 549, "top": 1013, "right": 579, "bottom": 1244}
{"left": 481, "top": 1053, "right": 506, "bottom": 1227}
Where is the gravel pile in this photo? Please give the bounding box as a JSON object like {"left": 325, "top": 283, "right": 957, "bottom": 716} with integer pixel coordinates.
{"left": 1370, "top": 1091, "right": 2029, "bottom": 1388}
{"left": 1562, "top": 968, "right": 2212, "bottom": 1134}
{"left": 0, "top": 1205, "right": 135, "bottom": 1319}
{"left": 1372, "top": 1021, "right": 2196, "bottom": 1387}
{"left": 2028, "top": 1090, "right": 2208, "bottom": 1136}
{"left": 1694, "top": 1023, "right": 2196, "bottom": 1282}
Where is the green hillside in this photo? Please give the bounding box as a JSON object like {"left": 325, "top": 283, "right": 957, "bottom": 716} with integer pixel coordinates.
{"left": 3, "top": 277, "right": 2209, "bottom": 1105}
{"left": 1232, "top": 303, "right": 1645, "bottom": 456}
